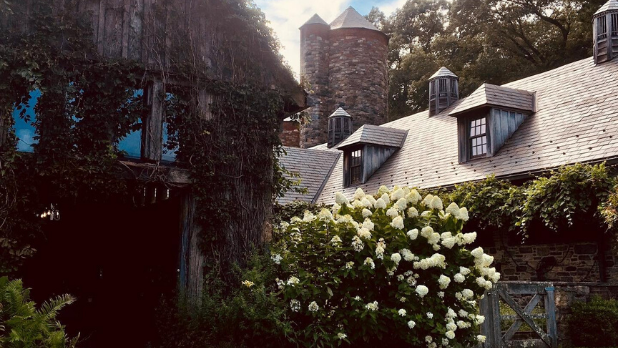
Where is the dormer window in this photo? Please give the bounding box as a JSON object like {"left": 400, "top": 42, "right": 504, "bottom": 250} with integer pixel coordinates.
{"left": 449, "top": 84, "right": 535, "bottom": 163}
{"left": 350, "top": 149, "right": 362, "bottom": 184}
{"left": 469, "top": 117, "right": 487, "bottom": 158}
{"left": 336, "top": 124, "right": 408, "bottom": 187}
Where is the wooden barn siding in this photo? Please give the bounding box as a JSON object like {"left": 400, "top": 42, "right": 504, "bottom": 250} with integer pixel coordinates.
{"left": 362, "top": 145, "right": 397, "bottom": 183}
{"left": 489, "top": 108, "right": 525, "bottom": 157}
{"left": 178, "top": 194, "right": 204, "bottom": 304}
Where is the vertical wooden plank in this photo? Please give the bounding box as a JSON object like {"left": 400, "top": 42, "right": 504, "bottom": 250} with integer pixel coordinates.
{"left": 458, "top": 119, "right": 467, "bottom": 163}
{"left": 178, "top": 193, "right": 204, "bottom": 305}
{"left": 480, "top": 292, "right": 494, "bottom": 348}
{"left": 544, "top": 286, "right": 558, "bottom": 348}
{"left": 97, "top": 0, "right": 106, "bottom": 55}
{"left": 491, "top": 287, "right": 502, "bottom": 347}
{"left": 121, "top": 0, "right": 130, "bottom": 58}
{"left": 128, "top": 0, "right": 143, "bottom": 61}
{"left": 142, "top": 80, "right": 164, "bottom": 161}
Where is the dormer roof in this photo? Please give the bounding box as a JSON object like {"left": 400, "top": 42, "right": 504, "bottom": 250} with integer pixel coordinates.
{"left": 429, "top": 67, "right": 458, "bottom": 79}
{"left": 330, "top": 7, "right": 380, "bottom": 31}
{"left": 304, "top": 57, "right": 618, "bottom": 204}
{"left": 449, "top": 83, "right": 535, "bottom": 117}
{"left": 336, "top": 124, "right": 408, "bottom": 150}
{"left": 329, "top": 107, "right": 351, "bottom": 118}
{"left": 595, "top": 0, "right": 618, "bottom": 14}
{"left": 301, "top": 14, "right": 329, "bottom": 28}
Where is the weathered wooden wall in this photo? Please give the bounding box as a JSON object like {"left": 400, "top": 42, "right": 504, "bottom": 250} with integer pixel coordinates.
{"left": 2, "top": 0, "right": 303, "bottom": 99}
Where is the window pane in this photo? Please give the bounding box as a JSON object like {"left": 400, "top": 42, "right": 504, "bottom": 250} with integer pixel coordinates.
{"left": 481, "top": 124, "right": 486, "bottom": 134}
{"left": 472, "top": 146, "right": 477, "bottom": 156}
{"left": 13, "top": 89, "right": 41, "bottom": 152}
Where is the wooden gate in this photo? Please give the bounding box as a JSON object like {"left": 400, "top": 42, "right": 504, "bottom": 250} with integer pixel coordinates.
{"left": 479, "top": 282, "right": 558, "bottom": 348}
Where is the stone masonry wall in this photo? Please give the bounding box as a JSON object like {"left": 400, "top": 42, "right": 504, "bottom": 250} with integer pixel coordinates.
{"left": 300, "top": 24, "right": 330, "bottom": 148}
{"left": 328, "top": 28, "right": 388, "bottom": 133}
{"left": 486, "top": 231, "right": 618, "bottom": 283}
{"left": 299, "top": 26, "right": 388, "bottom": 148}
{"left": 280, "top": 120, "right": 300, "bottom": 147}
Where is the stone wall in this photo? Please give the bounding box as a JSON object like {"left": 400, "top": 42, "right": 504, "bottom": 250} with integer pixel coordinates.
{"left": 299, "top": 26, "right": 388, "bottom": 148}
{"left": 485, "top": 231, "right": 618, "bottom": 283}
{"left": 328, "top": 28, "right": 388, "bottom": 133}
{"left": 300, "top": 23, "right": 331, "bottom": 148}
{"left": 554, "top": 283, "right": 618, "bottom": 345}
{"left": 280, "top": 120, "right": 300, "bottom": 147}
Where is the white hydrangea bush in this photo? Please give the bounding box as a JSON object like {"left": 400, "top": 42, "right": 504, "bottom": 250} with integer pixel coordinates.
{"left": 272, "top": 186, "right": 499, "bottom": 347}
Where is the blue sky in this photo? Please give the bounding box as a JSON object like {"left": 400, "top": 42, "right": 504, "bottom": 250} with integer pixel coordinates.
{"left": 253, "top": 0, "right": 406, "bottom": 79}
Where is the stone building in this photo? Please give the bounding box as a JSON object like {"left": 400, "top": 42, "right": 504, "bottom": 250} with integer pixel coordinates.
{"left": 294, "top": 7, "right": 389, "bottom": 148}
{"left": 280, "top": 3, "right": 618, "bottom": 342}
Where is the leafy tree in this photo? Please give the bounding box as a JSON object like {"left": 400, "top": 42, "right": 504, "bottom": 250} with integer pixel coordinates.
{"left": 371, "top": 0, "right": 602, "bottom": 120}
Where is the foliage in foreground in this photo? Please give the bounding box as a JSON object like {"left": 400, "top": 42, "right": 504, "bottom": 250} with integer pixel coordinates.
{"left": 270, "top": 186, "right": 495, "bottom": 347}
{"left": 154, "top": 252, "right": 294, "bottom": 348}
{"left": 568, "top": 296, "right": 618, "bottom": 347}
{"left": 450, "top": 163, "right": 617, "bottom": 244}
{"left": 0, "top": 277, "right": 77, "bottom": 348}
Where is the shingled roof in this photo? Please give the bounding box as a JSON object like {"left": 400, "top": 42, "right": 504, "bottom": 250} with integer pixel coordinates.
{"left": 449, "top": 83, "right": 535, "bottom": 116}
{"left": 595, "top": 0, "right": 618, "bottom": 14}
{"left": 330, "top": 7, "right": 380, "bottom": 31}
{"left": 277, "top": 147, "right": 341, "bottom": 204}
{"left": 311, "top": 57, "right": 618, "bottom": 203}
{"left": 336, "top": 124, "right": 408, "bottom": 149}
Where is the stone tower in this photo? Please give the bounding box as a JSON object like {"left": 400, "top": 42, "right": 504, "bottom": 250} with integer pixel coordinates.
{"left": 299, "top": 7, "right": 389, "bottom": 148}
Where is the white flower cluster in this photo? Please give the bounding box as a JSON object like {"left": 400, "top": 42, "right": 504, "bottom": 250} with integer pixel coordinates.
{"left": 365, "top": 301, "right": 379, "bottom": 311}
{"left": 413, "top": 253, "right": 446, "bottom": 270}
{"left": 290, "top": 299, "right": 301, "bottom": 312}
{"left": 277, "top": 186, "right": 499, "bottom": 347}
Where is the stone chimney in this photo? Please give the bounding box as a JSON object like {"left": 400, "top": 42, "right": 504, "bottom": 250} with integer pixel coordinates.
{"left": 593, "top": 0, "right": 618, "bottom": 64}
{"left": 428, "top": 67, "right": 458, "bottom": 116}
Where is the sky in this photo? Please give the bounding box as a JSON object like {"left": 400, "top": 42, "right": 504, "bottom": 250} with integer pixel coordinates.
{"left": 253, "top": 0, "right": 406, "bottom": 80}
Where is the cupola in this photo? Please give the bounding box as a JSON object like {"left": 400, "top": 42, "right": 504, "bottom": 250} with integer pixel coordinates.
{"left": 327, "top": 107, "right": 352, "bottom": 148}
{"left": 428, "top": 67, "right": 459, "bottom": 116}
{"left": 593, "top": 0, "right": 618, "bottom": 64}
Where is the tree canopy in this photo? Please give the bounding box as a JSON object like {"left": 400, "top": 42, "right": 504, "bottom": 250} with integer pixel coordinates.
{"left": 368, "top": 0, "right": 605, "bottom": 120}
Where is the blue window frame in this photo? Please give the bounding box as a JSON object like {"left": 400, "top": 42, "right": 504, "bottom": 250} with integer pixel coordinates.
{"left": 13, "top": 89, "right": 41, "bottom": 152}
{"left": 117, "top": 89, "right": 143, "bottom": 159}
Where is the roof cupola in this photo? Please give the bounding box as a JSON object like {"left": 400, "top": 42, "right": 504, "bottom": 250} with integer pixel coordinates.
{"left": 428, "top": 67, "right": 459, "bottom": 116}
{"left": 593, "top": 0, "right": 618, "bottom": 64}
{"left": 327, "top": 107, "right": 353, "bottom": 148}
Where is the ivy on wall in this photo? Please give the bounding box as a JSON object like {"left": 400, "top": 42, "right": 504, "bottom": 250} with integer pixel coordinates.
{"left": 0, "top": 0, "right": 299, "bottom": 273}
{"left": 449, "top": 163, "right": 617, "bottom": 245}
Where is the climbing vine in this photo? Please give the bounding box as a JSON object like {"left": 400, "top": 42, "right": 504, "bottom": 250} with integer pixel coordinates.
{"left": 0, "top": 0, "right": 299, "bottom": 273}
{"left": 449, "top": 163, "right": 617, "bottom": 245}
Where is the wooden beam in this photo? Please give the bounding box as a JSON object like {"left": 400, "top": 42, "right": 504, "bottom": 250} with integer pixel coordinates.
{"left": 142, "top": 80, "right": 164, "bottom": 161}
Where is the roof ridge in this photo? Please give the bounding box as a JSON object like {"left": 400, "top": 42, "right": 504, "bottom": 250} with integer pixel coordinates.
{"left": 329, "top": 6, "right": 380, "bottom": 31}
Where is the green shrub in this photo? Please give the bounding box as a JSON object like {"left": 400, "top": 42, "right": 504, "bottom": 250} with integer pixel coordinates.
{"left": 153, "top": 251, "right": 295, "bottom": 348}
{"left": 568, "top": 296, "right": 618, "bottom": 347}
{"left": 0, "top": 277, "right": 78, "bottom": 348}
{"left": 272, "top": 186, "right": 497, "bottom": 347}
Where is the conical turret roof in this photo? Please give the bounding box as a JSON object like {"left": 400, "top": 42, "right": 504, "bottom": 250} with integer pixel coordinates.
{"left": 301, "top": 14, "right": 328, "bottom": 28}
{"left": 330, "top": 7, "right": 380, "bottom": 31}
{"left": 595, "top": 0, "right": 618, "bottom": 15}
{"left": 329, "top": 107, "right": 351, "bottom": 118}
{"left": 429, "top": 67, "right": 458, "bottom": 79}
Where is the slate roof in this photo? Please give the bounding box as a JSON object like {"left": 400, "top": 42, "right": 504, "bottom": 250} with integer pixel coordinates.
{"left": 336, "top": 124, "right": 408, "bottom": 150}
{"left": 277, "top": 147, "right": 341, "bottom": 204}
{"left": 595, "top": 0, "right": 618, "bottom": 14}
{"left": 430, "top": 67, "right": 458, "bottom": 79}
{"left": 329, "top": 107, "right": 351, "bottom": 118}
{"left": 301, "top": 14, "right": 328, "bottom": 27}
{"left": 330, "top": 7, "right": 380, "bottom": 31}
{"left": 311, "top": 57, "right": 618, "bottom": 204}
{"left": 449, "top": 83, "right": 535, "bottom": 116}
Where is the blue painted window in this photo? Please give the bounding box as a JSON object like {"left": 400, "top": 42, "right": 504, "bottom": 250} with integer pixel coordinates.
{"left": 117, "top": 89, "right": 143, "bottom": 159}
{"left": 12, "top": 90, "right": 41, "bottom": 152}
